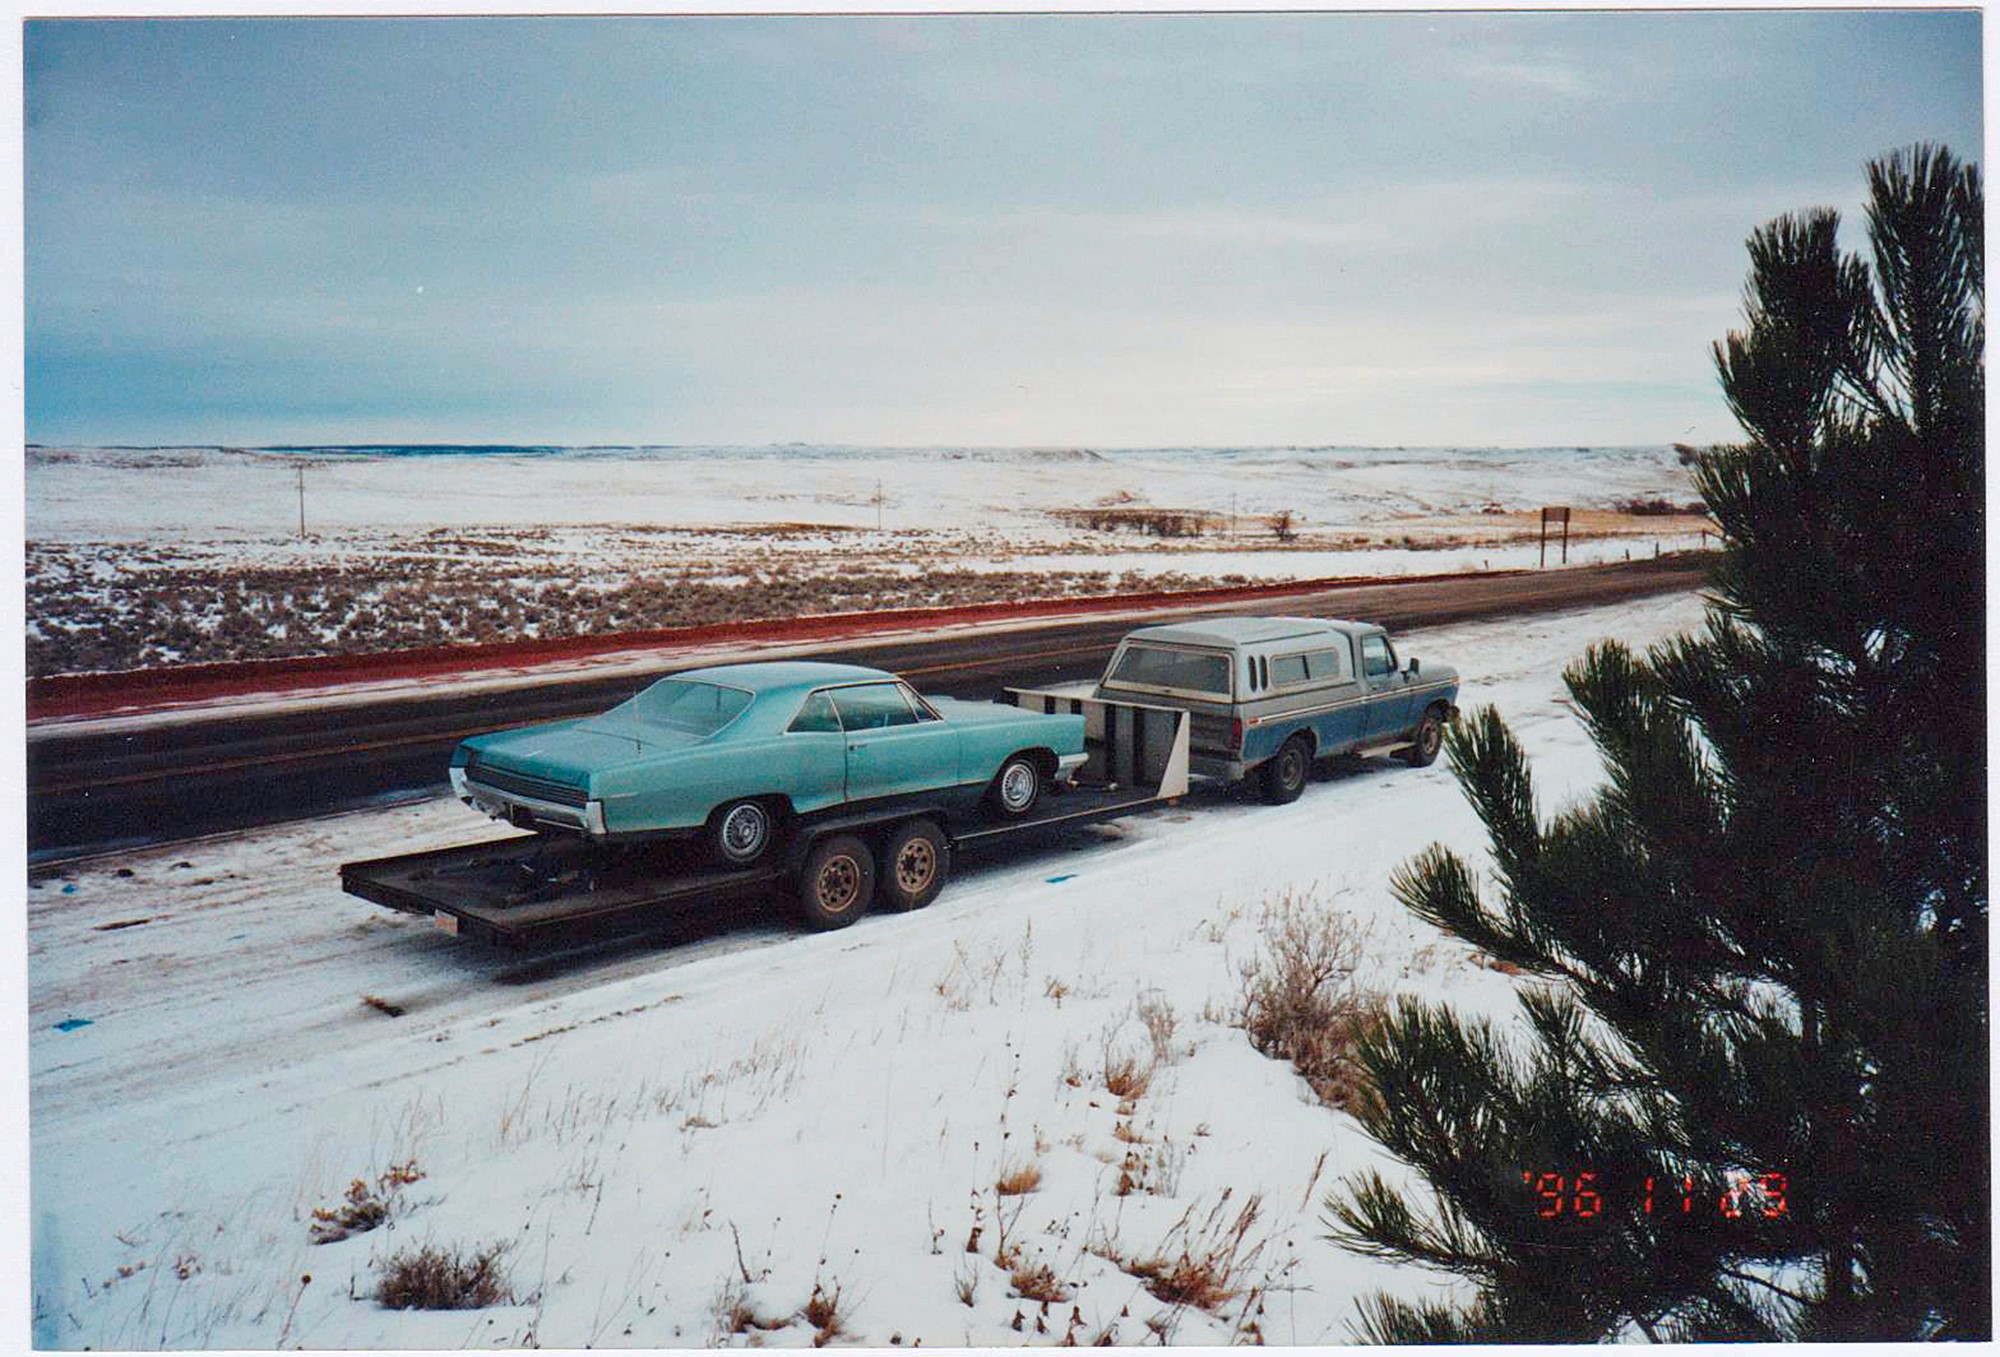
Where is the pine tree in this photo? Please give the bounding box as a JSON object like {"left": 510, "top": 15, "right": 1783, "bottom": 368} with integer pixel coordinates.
{"left": 1324, "top": 144, "right": 1985, "bottom": 1342}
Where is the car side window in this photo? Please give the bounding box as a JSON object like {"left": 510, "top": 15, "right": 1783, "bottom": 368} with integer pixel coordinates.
{"left": 1362, "top": 635, "right": 1394, "bottom": 679}
{"left": 832, "top": 683, "right": 920, "bottom": 730}
{"left": 1269, "top": 653, "right": 1310, "bottom": 687}
{"left": 788, "top": 690, "right": 842, "bottom": 733}
{"left": 1306, "top": 646, "right": 1352, "bottom": 683}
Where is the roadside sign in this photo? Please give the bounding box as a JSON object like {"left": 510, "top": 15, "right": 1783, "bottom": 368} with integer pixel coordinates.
{"left": 1540, "top": 506, "right": 1571, "bottom": 567}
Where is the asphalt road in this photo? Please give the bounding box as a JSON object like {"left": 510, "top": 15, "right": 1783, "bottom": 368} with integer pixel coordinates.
{"left": 28, "top": 555, "right": 1708, "bottom": 861}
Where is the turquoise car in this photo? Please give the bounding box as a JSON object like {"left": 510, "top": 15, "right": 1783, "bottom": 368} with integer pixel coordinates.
{"left": 449, "top": 660, "right": 1087, "bottom": 869}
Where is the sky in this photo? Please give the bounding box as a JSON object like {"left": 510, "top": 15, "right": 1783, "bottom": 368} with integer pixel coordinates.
{"left": 21, "top": 9, "right": 1985, "bottom": 449}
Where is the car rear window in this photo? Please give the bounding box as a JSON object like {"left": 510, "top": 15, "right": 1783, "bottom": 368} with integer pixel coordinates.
{"left": 1105, "top": 645, "right": 1232, "bottom": 697}
{"left": 625, "top": 680, "right": 754, "bottom": 736}
{"left": 832, "top": 683, "right": 921, "bottom": 730}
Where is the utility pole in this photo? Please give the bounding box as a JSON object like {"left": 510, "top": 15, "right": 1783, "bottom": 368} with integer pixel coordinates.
{"left": 296, "top": 464, "right": 307, "bottom": 538}
{"left": 875, "top": 478, "right": 883, "bottom": 532}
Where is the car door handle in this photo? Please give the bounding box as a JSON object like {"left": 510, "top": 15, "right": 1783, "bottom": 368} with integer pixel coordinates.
{"left": 848, "top": 743, "right": 864, "bottom": 753}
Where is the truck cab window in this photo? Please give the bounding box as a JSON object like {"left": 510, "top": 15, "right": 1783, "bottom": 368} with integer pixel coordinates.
{"left": 1362, "top": 635, "right": 1395, "bottom": 679}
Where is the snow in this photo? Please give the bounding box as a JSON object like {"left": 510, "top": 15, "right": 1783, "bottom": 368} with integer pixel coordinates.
{"left": 28, "top": 444, "right": 1698, "bottom": 543}
{"left": 27, "top": 590, "right": 1709, "bottom": 1349}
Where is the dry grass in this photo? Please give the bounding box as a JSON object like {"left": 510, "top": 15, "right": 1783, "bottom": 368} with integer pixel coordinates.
{"left": 994, "top": 1161, "right": 1043, "bottom": 1196}
{"left": 801, "top": 1279, "right": 846, "bottom": 1346}
{"left": 1008, "top": 1261, "right": 1070, "bottom": 1304}
{"left": 1101, "top": 1052, "right": 1153, "bottom": 1101}
{"left": 26, "top": 534, "right": 1236, "bottom": 678}
{"left": 1120, "top": 1193, "right": 1265, "bottom": 1314}
{"left": 374, "top": 1242, "right": 511, "bottom": 1310}
{"left": 308, "top": 1160, "right": 424, "bottom": 1244}
{"left": 1236, "top": 893, "right": 1386, "bottom": 1111}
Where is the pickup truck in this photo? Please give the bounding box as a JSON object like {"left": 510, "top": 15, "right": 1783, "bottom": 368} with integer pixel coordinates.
{"left": 1091, "top": 615, "right": 1459, "bottom": 803}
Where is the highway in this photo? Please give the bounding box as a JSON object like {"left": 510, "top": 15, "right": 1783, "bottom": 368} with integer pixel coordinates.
{"left": 27, "top": 555, "right": 1708, "bottom": 860}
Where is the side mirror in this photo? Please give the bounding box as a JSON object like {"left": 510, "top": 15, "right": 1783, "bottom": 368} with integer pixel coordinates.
{"left": 1407, "top": 657, "right": 1421, "bottom": 676}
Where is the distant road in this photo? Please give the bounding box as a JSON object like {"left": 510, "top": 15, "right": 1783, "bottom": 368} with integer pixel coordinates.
{"left": 28, "top": 555, "right": 1708, "bottom": 861}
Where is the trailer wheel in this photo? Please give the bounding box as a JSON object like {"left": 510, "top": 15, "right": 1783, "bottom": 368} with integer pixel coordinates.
{"left": 986, "top": 753, "right": 1045, "bottom": 820}
{"left": 795, "top": 834, "right": 875, "bottom": 930}
{"left": 879, "top": 819, "right": 950, "bottom": 912}
{"left": 711, "top": 798, "right": 778, "bottom": 867}
{"left": 1258, "top": 735, "right": 1312, "bottom": 805}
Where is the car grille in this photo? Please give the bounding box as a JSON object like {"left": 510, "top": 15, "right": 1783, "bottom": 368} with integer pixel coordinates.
{"left": 466, "top": 762, "right": 589, "bottom": 809}
{"left": 1187, "top": 711, "right": 1236, "bottom": 753}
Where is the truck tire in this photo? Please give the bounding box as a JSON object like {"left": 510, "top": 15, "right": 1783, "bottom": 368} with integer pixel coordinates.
{"left": 711, "top": 798, "right": 778, "bottom": 867}
{"left": 1402, "top": 707, "right": 1446, "bottom": 768}
{"left": 986, "top": 753, "right": 1044, "bottom": 820}
{"left": 879, "top": 819, "right": 950, "bottom": 911}
{"left": 1258, "top": 735, "right": 1312, "bottom": 805}
{"left": 795, "top": 834, "right": 875, "bottom": 930}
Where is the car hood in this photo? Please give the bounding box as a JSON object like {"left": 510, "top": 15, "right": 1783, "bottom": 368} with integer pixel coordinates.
{"left": 467, "top": 718, "right": 700, "bottom": 782}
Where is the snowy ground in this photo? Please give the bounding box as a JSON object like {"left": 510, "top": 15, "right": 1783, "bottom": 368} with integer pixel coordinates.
{"left": 28, "top": 590, "right": 1709, "bottom": 1349}
{"left": 28, "top": 443, "right": 1700, "bottom": 542}
{"left": 25, "top": 444, "right": 1706, "bottom": 676}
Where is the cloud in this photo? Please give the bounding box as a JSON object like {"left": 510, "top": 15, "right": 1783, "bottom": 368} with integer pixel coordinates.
{"left": 1457, "top": 54, "right": 1600, "bottom": 99}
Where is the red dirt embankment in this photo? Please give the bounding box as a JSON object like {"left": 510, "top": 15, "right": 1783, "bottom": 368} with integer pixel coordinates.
{"left": 27, "top": 567, "right": 1527, "bottom": 722}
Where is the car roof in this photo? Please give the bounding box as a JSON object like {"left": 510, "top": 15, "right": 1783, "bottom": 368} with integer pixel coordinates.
{"left": 665, "top": 660, "right": 896, "bottom": 698}
{"left": 1119, "top": 615, "right": 1372, "bottom": 649}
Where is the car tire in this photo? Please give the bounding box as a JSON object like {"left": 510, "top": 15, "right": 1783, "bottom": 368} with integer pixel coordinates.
{"left": 879, "top": 819, "right": 950, "bottom": 912}
{"left": 986, "top": 753, "right": 1044, "bottom": 821}
{"left": 1258, "top": 735, "right": 1312, "bottom": 805}
{"left": 711, "top": 798, "right": 778, "bottom": 867}
{"left": 1403, "top": 708, "right": 1445, "bottom": 768}
{"left": 795, "top": 834, "right": 875, "bottom": 931}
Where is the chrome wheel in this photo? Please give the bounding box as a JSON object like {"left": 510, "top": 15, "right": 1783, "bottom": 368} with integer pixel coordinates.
{"left": 998, "top": 760, "right": 1039, "bottom": 813}
{"left": 716, "top": 800, "right": 773, "bottom": 864}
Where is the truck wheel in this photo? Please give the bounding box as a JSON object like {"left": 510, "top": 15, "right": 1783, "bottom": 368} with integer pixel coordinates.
{"left": 795, "top": 834, "right": 875, "bottom": 930}
{"left": 986, "top": 753, "right": 1044, "bottom": 821}
{"left": 879, "top": 819, "right": 950, "bottom": 911}
{"left": 1258, "top": 735, "right": 1312, "bottom": 805}
{"left": 711, "top": 798, "right": 777, "bottom": 867}
{"left": 1402, "top": 708, "right": 1445, "bottom": 768}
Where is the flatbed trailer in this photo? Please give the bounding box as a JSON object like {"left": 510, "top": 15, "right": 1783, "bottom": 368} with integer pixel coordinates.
{"left": 339, "top": 688, "right": 1189, "bottom": 947}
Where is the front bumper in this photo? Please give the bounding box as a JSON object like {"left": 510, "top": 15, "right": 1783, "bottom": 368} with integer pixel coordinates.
{"left": 451, "top": 767, "right": 607, "bottom": 836}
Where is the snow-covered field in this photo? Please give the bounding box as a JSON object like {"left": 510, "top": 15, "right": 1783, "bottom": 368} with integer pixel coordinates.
{"left": 29, "top": 443, "right": 1699, "bottom": 542}
{"left": 28, "top": 590, "right": 1707, "bottom": 1349}
{"left": 25, "top": 444, "right": 1706, "bottom": 677}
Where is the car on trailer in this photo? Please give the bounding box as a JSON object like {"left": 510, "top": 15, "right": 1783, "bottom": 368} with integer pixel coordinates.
{"left": 1092, "top": 616, "right": 1459, "bottom": 803}
{"left": 345, "top": 671, "right": 1190, "bottom": 941}
{"left": 451, "top": 657, "right": 1088, "bottom": 863}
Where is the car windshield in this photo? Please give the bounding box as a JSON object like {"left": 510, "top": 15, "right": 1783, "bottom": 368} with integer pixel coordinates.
{"left": 1105, "top": 644, "right": 1231, "bottom": 697}
{"left": 612, "top": 680, "right": 755, "bottom": 736}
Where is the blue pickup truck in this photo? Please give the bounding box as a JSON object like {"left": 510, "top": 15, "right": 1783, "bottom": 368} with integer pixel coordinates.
{"left": 1092, "top": 615, "right": 1460, "bottom": 804}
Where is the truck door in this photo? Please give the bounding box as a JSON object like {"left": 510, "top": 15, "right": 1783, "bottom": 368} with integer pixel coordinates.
{"left": 1359, "top": 633, "right": 1413, "bottom": 740}
{"left": 832, "top": 682, "right": 961, "bottom": 804}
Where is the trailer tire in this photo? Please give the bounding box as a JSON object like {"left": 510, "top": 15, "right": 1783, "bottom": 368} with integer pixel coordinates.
{"left": 795, "top": 834, "right": 875, "bottom": 931}
{"left": 878, "top": 819, "right": 950, "bottom": 912}
{"left": 711, "top": 798, "right": 780, "bottom": 867}
{"left": 1258, "top": 735, "right": 1312, "bottom": 805}
{"left": 986, "top": 753, "right": 1045, "bottom": 821}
